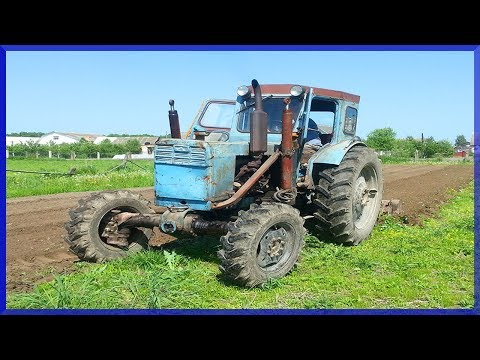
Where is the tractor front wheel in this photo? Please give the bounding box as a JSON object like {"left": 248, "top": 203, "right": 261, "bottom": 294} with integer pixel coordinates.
{"left": 64, "top": 190, "right": 155, "bottom": 263}
{"left": 218, "top": 202, "right": 305, "bottom": 287}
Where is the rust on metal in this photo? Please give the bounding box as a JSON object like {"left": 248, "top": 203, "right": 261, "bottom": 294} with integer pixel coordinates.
{"left": 249, "top": 79, "right": 268, "bottom": 155}
{"left": 281, "top": 98, "right": 293, "bottom": 190}
{"left": 247, "top": 84, "right": 360, "bottom": 103}
{"left": 234, "top": 157, "right": 262, "bottom": 181}
{"left": 193, "top": 131, "right": 206, "bottom": 141}
{"left": 203, "top": 175, "right": 217, "bottom": 186}
{"left": 102, "top": 211, "right": 162, "bottom": 247}
{"left": 168, "top": 99, "right": 182, "bottom": 139}
{"left": 381, "top": 199, "right": 402, "bottom": 215}
{"left": 212, "top": 150, "right": 281, "bottom": 209}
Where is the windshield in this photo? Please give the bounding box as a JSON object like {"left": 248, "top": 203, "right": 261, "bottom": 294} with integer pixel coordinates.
{"left": 237, "top": 97, "right": 303, "bottom": 133}
{"left": 199, "top": 101, "right": 236, "bottom": 128}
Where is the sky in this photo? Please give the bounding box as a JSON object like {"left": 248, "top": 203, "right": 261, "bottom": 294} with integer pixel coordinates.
{"left": 5, "top": 50, "right": 474, "bottom": 144}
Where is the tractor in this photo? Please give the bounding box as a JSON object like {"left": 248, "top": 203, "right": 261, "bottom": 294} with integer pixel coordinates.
{"left": 65, "top": 79, "right": 384, "bottom": 287}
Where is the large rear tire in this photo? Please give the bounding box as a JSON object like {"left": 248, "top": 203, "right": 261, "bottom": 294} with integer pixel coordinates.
{"left": 64, "top": 190, "right": 155, "bottom": 263}
{"left": 218, "top": 202, "right": 305, "bottom": 287}
{"left": 312, "top": 146, "right": 383, "bottom": 245}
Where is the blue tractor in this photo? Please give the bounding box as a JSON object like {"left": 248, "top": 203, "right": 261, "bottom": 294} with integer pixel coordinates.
{"left": 65, "top": 79, "right": 383, "bottom": 287}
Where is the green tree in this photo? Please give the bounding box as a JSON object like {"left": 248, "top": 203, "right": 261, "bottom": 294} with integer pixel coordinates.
{"left": 98, "top": 139, "right": 117, "bottom": 157}
{"left": 74, "top": 138, "right": 97, "bottom": 158}
{"left": 435, "top": 140, "right": 454, "bottom": 157}
{"left": 422, "top": 136, "right": 441, "bottom": 158}
{"left": 365, "top": 127, "right": 397, "bottom": 151}
{"left": 124, "top": 139, "right": 142, "bottom": 154}
{"left": 7, "top": 143, "right": 29, "bottom": 157}
{"left": 454, "top": 134, "right": 468, "bottom": 147}
{"left": 7, "top": 131, "right": 45, "bottom": 137}
{"left": 58, "top": 143, "right": 74, "bottom": 158}
{"left": 107, "top": 133, "right": 156, "bottom": 137}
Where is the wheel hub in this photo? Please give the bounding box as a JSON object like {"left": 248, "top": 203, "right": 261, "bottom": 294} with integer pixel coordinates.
{"left": 354, "top": 178, "right": 368, "bottom": 218}
{"left": 353, "top": 171, "right": 379, "bottom": 227}
{"left": 257, "top": 227, "right": 288, "bottom": 268}
{"left": 101, "top": 210, "right": 138, "bottom": 248}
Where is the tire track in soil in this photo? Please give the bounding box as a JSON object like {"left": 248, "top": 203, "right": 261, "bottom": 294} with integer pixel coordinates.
{"left": 6, "top": 164, "right": 473, "bottom": 293}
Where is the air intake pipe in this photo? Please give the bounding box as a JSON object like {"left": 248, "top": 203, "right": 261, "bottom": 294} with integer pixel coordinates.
{"left": 168, "top": 99, "right": 182, "bottom": 139}
{"left": 249, "top": 79, "right": 268, "bottom": 155}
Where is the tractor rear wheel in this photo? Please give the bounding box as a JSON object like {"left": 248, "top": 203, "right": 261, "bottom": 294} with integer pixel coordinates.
{"left": 64, "top": 190, "right": 155, "bottom": 263}
{"left": 312, "top": 146, "right": 383, "bottom": 245}
{"left": 218, "top": 202, "right": 305, "bottom": 287}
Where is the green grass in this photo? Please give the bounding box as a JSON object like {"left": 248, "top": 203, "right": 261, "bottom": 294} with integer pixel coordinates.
{"left": 7, "top": 182, "right": 474, "bottom": 310}
{"left": 6, "top": 159, "right": 154, "bottom": 198}
{"left": 379, "top": 156, "right": 473, "bottom": 165}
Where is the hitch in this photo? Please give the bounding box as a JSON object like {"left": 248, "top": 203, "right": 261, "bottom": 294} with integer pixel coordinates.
{"left": 381, "top": 199, "right": 402, "bottom": 215}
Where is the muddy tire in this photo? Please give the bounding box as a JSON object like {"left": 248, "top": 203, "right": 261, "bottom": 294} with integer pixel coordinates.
{"left": 218, "top": 202, "right": 305, "bottom": 287}
{"left": 64, "top": 190, "right": 155, "bottom": 263}
{"left": 312, "top": 146, "right": 383, "bottom": 245}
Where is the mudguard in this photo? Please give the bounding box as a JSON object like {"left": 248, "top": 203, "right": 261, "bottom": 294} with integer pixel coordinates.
{"left": 306, "top": 139, "right": 367, "bottom": 175}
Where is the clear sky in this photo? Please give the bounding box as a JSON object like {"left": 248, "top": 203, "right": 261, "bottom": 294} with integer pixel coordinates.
{"left": 6, "top": 50, "right": 474, "bottom": 143}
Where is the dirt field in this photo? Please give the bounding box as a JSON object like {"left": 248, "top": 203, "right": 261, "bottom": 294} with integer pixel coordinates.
{"left": 5, "top": 164, "right": 474, "bottom": 293}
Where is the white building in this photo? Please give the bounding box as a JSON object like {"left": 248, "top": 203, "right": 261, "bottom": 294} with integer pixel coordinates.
{"left": 37, "top": 132, "right": 100, "bottom": 145}
{"left": 6, "top": 136, "right": 40, "bottom": 146}
{"left": 93, "top": 136, "right": 118, "bottom": 144}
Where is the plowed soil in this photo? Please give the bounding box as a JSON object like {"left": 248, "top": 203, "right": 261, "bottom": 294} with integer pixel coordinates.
{"left": 5, "top": 164, "right": 473, "bottom": 293}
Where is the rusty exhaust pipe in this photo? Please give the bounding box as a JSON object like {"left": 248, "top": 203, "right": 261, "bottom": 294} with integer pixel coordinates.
{"left": 249, "top": 79, "right": 268, "bottom": 155}
{"left": 168, "top": 99, "right": 182, "bottom": 139}
{"left": 281, "top": 97, "right": 293, "bottom": 190}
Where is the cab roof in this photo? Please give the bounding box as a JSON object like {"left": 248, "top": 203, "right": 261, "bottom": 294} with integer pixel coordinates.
{"left": 247, "top": 84, "right": 360, "bottom": 103}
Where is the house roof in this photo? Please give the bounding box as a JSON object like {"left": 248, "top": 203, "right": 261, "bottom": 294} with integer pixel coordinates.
{"left": 40, "top": 132, "right": 160, "bottom": 144}
{"left": 42, "top": 132, "right": 101, "bottom": 141}
{"left": 111, "top": 136, "right": 159, "bottom": 145}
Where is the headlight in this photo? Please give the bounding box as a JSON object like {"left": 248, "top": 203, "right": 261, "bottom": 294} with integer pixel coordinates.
{"left": 237, "top": 85, "right": 251, "bottom": 97}
{"left": 290, "top": 85, "right": 304, "bottom": 97}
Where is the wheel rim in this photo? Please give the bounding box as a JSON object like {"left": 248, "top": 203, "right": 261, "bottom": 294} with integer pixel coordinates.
{"left": 353, "top": 164, "right": 379, "bottom": 229}
{"left": 98, "top": 206, "right": 142, "bottom": 250}
{"left": 256, "top": 222, "right": 295, "bottom": 272}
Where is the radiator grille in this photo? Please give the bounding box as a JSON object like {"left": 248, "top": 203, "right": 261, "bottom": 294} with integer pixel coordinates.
{"left": 155, "top": 144, "right": 207, "bottom": 166}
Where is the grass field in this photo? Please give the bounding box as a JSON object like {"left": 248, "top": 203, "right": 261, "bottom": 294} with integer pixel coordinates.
{"left": 6, "top": 181, "right": 474, "bottom": 310}
{"left": 6, "top": 159, "right": 154, "bottom": 198}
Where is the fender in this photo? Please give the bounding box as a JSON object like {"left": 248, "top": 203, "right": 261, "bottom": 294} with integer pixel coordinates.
{"left": 306, "top": 139, "right": 367, "bottom": 176}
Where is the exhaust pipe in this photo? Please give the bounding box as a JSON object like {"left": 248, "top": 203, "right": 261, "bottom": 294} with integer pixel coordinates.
{"left": 168, "top": 99, "right": 182, "bottom": 139}
{"left": 249, "top": 79, "right": 268, "bottom": 155}
{"left": 281, "top": 98, "right": 293, "bottom": 190}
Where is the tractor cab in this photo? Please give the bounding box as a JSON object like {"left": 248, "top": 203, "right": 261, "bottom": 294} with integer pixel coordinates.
{"left": 183, "top": 84, "right": 359, "bottom": 148}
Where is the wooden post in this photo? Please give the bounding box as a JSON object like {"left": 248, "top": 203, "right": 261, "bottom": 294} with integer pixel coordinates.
{"left": 97, "top": 151, "right": 100, "bottom": 159}
{"left": 48, "top": 150, "right": 52, "bottom": 158}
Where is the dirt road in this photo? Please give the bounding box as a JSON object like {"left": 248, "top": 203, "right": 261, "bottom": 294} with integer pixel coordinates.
{"left": 6, "top": 164, "right": 473, "bottom": 293}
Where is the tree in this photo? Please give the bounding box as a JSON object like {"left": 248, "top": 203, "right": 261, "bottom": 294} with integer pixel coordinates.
{"left": 454, "top": 134, "right": 468, "bottom": 147}
{"left": 365, "top": 127, "right": 396, "bottom": 151}
{"left": 107, "top": 133, "right": 156, "bottom": 137}
{"left": 7, "top": 131, "right": 45, "bottom": 137}
{"left": 124, "top": 139, "right": 142, "bottom": 154}
{"left": 435, "top": 140, "right": 454, "bottom": 156}
{"left": 98, "top": 139, "right": 117, "bottom": 157}
{"left": 74, "top": 138, "right": 97, "bottom": 158}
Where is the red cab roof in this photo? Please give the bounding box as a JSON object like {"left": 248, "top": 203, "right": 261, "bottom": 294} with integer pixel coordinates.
{"left": 247, "top": 84, "right": 360, "bottom": 103}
